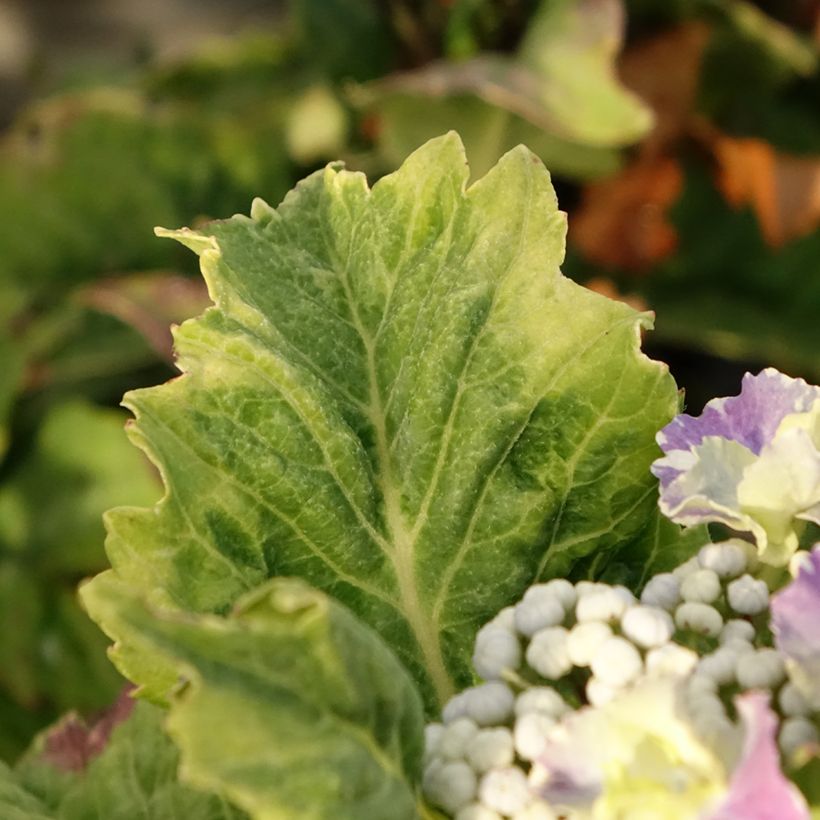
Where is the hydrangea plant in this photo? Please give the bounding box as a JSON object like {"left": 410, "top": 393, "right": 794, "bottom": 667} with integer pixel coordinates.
{"left": 2, "top": 133, "right": 820, "bottom": 819}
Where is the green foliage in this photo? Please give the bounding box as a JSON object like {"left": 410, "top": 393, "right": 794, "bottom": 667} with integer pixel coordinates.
{"left": 84, "top": 577, "right": 425, "bottom": 820}
{"left": 0, "top": 402, "right": 158, "bottom": 759}
{"left": 12, "top": 701, "right": 246, "bottom": 819}
{"left": 358, "top": 0, "right": 650, "bottom": 179}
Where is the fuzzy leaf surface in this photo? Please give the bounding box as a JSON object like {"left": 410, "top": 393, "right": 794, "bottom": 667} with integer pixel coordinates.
{"left": 84, "top": 133, "right": 678, "bottom": 706}
{"left": 83, "top": 576, "right": 425, "bottom": 820}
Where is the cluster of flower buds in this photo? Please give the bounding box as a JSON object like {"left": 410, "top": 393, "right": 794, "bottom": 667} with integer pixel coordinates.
{"left": 421, "top": 538, "right": 820, "bottom": 818}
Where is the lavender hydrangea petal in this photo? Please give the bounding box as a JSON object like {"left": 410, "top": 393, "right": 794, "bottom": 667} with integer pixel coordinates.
{"left": 656, "top": 369, "right": 820, "bottom": 464}
{"left": 772, "top": 546, "right": 820, "bottom": 706}
{"left": 654, "top": 436, "right": 760, "bottom": 536}
{"left": 705, "top": 692, "right": 809, "bottom": 820}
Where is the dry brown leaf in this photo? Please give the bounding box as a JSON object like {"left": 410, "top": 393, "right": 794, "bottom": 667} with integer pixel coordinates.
{"left": 570, "top": 156, "right": 683, "bottom": 272}
{"left": 712, "top": 133, "right": 820, "bottom": 246}
{"left": 619, "top": 21, "right": 711, "bottom": 156}
{"left": 40, "top": 686, "right": 135, "bottom": 773}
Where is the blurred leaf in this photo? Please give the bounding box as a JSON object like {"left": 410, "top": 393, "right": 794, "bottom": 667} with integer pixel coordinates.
{"left": 0, "top": 762, "right": 51, "bottom": 819}
{"left": 626, "top": 164, "right": 820, "bottom": 379}
{"left": 355, "top": 0, "right": 650, "bottom": 179}
{"left": 0, "top": 83, "right": 292, "bottom": 309}
{"left": 290, "top": 0, "right": 393, "bottom": 81}
{"left": 84, "top": 577, "right": 425, "bottom": 820}
{"left": 0, "top": 401, "right": 159, "bottom": 756}
{"left": 75, "top": 272, "right": 211, "bottom": 365}
{"left": 711, "top": 131, "right": 820, "bottom": 246}
{"left": 369, "top": 92, "right": 623, "bottom": 180}
{"left": 570, "top": 156, "right": 683, "bottom": 271}
{"left": 618, "top": 21, "right": 711, "bottom": 154}
{"left": 0, "top": 335, "right": 23, "bottom": 459}
{"left": 716, "top": 0, "right": 818, "bottom": 77}
{"left": 517, "top": 0, "right": 653, "bottom": 145}
{"left": 16, "top": 698, "right": 245, "bottom": 819}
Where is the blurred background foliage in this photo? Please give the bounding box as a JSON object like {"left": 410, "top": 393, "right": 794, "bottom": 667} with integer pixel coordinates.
{"left": 0, "top": 0, "right": 818, "bottom": 761}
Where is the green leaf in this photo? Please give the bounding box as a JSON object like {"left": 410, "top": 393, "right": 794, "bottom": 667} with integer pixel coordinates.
{"left": 0, "top": 762, "right": 52, "bottom": 820}
{"left": 362, "top": 86, "right": 623, "bottom": 182}
{"left": 16, "top": 699, "right": 245, "bottom": 820}
{"left": 84, "top": 133, "right": 678, "bottom": 708}
{"left": 570, "top": 508, "right": 711, "bottom": 590}
{"left": 83, "top": 576, "right": 425, "bottom": 820}
{"left": 354, "top": 0, "right": 650, "bottom": 180}
{"left": 517, "top": 0, "right": 653, "bottom": 146}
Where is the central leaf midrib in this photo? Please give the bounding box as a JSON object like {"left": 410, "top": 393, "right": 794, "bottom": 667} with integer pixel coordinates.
{"left": 327, "top": 203, "right": 455, "bottom": 706}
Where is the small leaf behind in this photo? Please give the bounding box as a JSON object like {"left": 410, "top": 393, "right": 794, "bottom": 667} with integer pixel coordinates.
{"left": 83, "top": 576, "right": 425, "bottom": 820}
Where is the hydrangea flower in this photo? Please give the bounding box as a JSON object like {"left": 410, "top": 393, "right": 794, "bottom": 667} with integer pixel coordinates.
{"left": 651, "top": 369, "right": 820, "bottom": 565}
{"left": 772, "top": 545, "right": 820, "bottom": 709}
{"left": 534, "top": 681, "right": 809, "bottom": 819}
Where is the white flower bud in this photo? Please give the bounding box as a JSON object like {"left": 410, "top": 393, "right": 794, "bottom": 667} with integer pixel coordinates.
{"left": 720, "top": 619, "right": 756, "bottom": 645}
{"left": 424, "top": 759, "right": 477, "bottom": 814}
{"left": 673, "top": 556, "right": 702, "bottom": 580}
{"left": 779, "top": 717, "right": 818, "bottom": 756}
{"left": 514, "top": 595, "right": 565, "bottom": 637}
{"left": 467, "top": 728, "right": 515, "bottom": 773}
{"left": 440, "top": 717, "right": 479, "bottom": 759}
{"left": 612, "top": 585, "right": 637, "bottom": 607}
{"left": 586, "top": 676, "right": 619, "bottom": 706}
{"left": 621, "top": 605, "right": 674, "bottom": 648}
{"left": 490, "top": 606, "right": 516, "bottom": 631}
{"left": 697, "top": 647, "right": 741, "bottom": 686}
{"left": 675, "top": 602, "right": 723, "bottom": 637}
{"left": 736, "top": 649, "right": 785, "bottom": 690}
{"left": 473, "top": 625, "right": 521, "bottom": 680}
{"left": 727, "top": 575, "right": 769, "bottom": 615}
{"left": 443, "top": 692, "right": 469, "bottom": 724}
{"left": 456, "top": 804, "right": 502, "bottom": 820}
{"left": 479, "top": 767, "right": 532, "bottom": 816}
{"left": 640, "top": 573, "right": 681, "bottom": 610}
{"left": 686, "top": 673, "right": 719, "bottom": 699}
{"left": 576, "top": 587, "right": 629, "bottom": 622}
{"left": 720, "top": 637, "right": 755, "bottom": 656}
{"left": 645, "top": 643, "right": 699, "bottom": 677}
{"left": 424, "top": 723, "right": 444, "bottom": 760}
{"left": 779, "top": 682, "right": 811, "bottom": 717}
{"left": 575, "top": 581, "right": 604, "bottom": 597}
{"left": 513, "top": 712, "right": 555, "bottom": 760}
{"left": 680, "top": 569, "right": 722, "bottom": 604}
{"left": 687, "top": 691, "right": 727, "bottom": 725}
{"left": 590, "top": 636, "right": 643, "bottom": 687}
{"left": 514, "top": 686, "right": 569, "bottom": 718}
{"left": 567, "top": 621, "right": 613, "bottom": 667}
{"left": 692, "top": 711, "right": 735, "bottom": 748}
{"left": 540, "top": 579, "right": 576, "bottom": 611}
{"left": 698, "top": 541, "right": 748, "bottom": 578}
{"left": 512, "top": 803, "right": 558, "bottom": 820}
{"left": 463, "top": 683, "right": 515, "bottom": 726}
{"left": 526, "top": 627, "right": 572, "bottom": 679}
